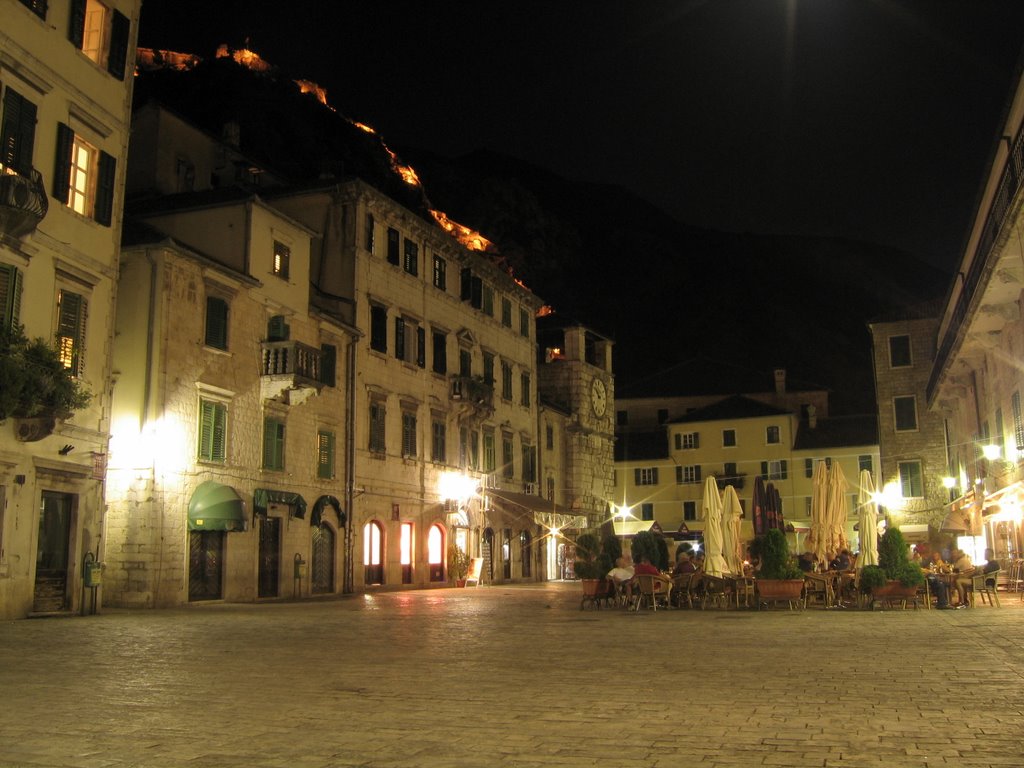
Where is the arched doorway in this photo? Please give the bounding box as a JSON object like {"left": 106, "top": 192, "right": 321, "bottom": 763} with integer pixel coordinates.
{"left": 363, "top": 520, "right": 384, "bottom": 585}
{"left": 428, "top": 524, "right": 445, "bottom": 582}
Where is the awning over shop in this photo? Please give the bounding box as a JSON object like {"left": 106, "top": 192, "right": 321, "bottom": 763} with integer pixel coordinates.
{"left": 253, "top": 488, "right": 307, "bottom": 519}
{"left": 188, "top": 481, "right": 246, "bottom": 532}
{"left": 310, "top": 495, "right": 344, "bottom": 527}
{"left": 486, "top": 489, "right": 588, "bottom": 530}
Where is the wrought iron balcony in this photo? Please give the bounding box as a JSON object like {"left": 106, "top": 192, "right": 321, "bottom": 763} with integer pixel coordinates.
{"left": 260, "top": 340, "right": 324, "bottom": 403}
{"left": 0, "top": 167, "right": 48, "bottom": 239}
{"left": 449, "top": 375, "right": 493, "bottom": 409}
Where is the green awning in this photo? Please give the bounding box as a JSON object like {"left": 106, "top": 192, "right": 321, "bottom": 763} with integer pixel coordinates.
{"left": 253, "top": 488, "right": 307, "bottom": 519}
{"left": 188, "top": 481, "right": 246, "bottom": 532}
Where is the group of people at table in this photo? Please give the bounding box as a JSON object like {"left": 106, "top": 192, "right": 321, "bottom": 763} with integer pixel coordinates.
{"left": 604, "top": 544, "right": 1000, "bottom": 609}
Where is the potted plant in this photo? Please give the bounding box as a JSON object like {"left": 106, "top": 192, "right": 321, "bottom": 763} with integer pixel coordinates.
{"left": 0, "top": 324, "right": 91, "bottom": 441}
{"left": 864, "top": 527, "right": 926, "bottom": 609}
{"left": 575, "top": 531, "right": 615, "bottom": 608}
{"left": 751, "top": 528, "right": 805, "bottom": 608}
{"left": 630, "top": 530, "right": 669, "bottom": 571}
{"left": 447, "top": 543, "right": 470, "bottom": 587}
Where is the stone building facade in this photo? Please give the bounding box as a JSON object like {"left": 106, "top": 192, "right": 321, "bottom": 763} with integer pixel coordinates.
{"left": 1, "top": 0, "right": 140, "bottom": 620}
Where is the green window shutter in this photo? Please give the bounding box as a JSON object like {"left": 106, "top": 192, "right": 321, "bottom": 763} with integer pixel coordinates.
{"left": 416, "top": 326, "right": 425, "bottom": 368}
{"left": 1, "top": 263, "right": 23, "bottom": 329}
{"left": 56, "top": 289, "right": 85, "bottom": 376}
{"left": 2, "top": 88, "right": 37, "bottom": 176}
{"left": 52, "top": 122, "right": 74, "bottom": 203}
{"left": 317, "top": 430, "right": 335, "bottom": 479}
{"left": 263, "top": 418, "right": 285, "bottom": 470}
{"left": 68, "top": 0, "right": 86, "bottom": 48}
{"left": 394, "top": 316, "right": 405, "bottom": 360}
{"left": 204, "top": 296, "right": 228, "bottom": 349}
{"left": 94, "top": 150, "right": 116, "bottom": 226}
{"left": 107, "top": 10, "right": 130, "bottom": 80}
{"left": 199, "top": 400, "right": 226, "bottom": 462}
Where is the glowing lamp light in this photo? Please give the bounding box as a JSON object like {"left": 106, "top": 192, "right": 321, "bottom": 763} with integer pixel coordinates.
{"left": 982, "top": 444, "right": 1002, "bottom": 461}
{"left": 941, "top": 476, "right": 957, "bottom": 489}
{"left": 438, "top": 471, "right": 476, "bottom": 503}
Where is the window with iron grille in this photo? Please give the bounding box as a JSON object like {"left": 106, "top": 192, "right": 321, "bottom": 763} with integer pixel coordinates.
{"left": 198, "top": 399, "right": 227, "bottom": 463}
{"left": 635, "top": 467, "right": 658, "bottom": 486}
{"left": 317, "top": 430, "right": 335, "bottom": 479}
{"left": 262, "top": 417, "right": 286, "bottom": 471}
{"left": 401, "top": 411, "right": 417, "bottom": 458}
{"left": 369, "top": 400, "right": 386, "bottom": 453}
{"left": 431, "top": 418, "right": 446, "bottom": 463}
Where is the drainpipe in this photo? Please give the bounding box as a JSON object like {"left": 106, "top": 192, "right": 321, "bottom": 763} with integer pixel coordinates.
{"left": 344, "top": 333, "right": 357, "bottom": 593}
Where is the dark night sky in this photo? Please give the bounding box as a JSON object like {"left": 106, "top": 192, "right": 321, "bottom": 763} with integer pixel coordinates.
{"left": 138, "top": 1, "right": 1024, "bottom": 272}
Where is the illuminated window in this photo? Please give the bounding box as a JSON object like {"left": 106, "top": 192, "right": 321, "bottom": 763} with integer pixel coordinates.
{"left": 272, "top": 241, "right": 290, "bottom": 280}
{"left": 898, "top": 460, "right": 923, "bottom": 498}
{"left": 400, "top": 522, "right": 413, "bottom": 584}
{"left": 198, "top": 399, "right": 227, "bottom": 463}
{"left": 428, "top": 525, "right": 444, "bottom": 582}
{"left": 893, "top": 395, "right": 918, "bottom": 432}
{"left": 316, "top": 430, "right": 335, "bottom": 480}
{"left": 54, "top": 124, "right": 115, "bottom": 225}
{"left": 69, "top": 0, "right": 131, "bottom": 80}
{"left": 56, "top": 289, "right": 87, "bottom": 376}
{"left": 363, "top": 521, "right": 384, "bottom": 585}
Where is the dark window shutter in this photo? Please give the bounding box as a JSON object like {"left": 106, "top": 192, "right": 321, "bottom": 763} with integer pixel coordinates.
{"left": 1, "top": 264, "right": 23, "bottom": 329}
{"left": 694, "top": 433, "right": 700, "bottom": 449}
{"left": 386, "top": 228, "right": 399, "bottom": 265}
{"left": 2, "top": 88, "right": 37, "bottom": 176}
{"left": 21, "top": 0, "right": 48, "bottom": 20}
{"left": 68, "top": 0, "right": 85, "bottom": 48}
{"left": 694, "top": 465, "right": 701, "bottom": 482}
{"left": 199, "top": 400, "right": 214, "bottom": 460}
{"left": 675, "top": 466, "right": 683, "bottom": 484}
{"left": 416, "top": 326, "right": 425, "bottom": 368}
{"left": 57, "top": 290, "right": 84, "bottom": 375}
{"left": 317, "top": 431, "right": 335, "bottom": 479}
{"left": 651, "top": 468, "right": 659, "bottom": 484}
{"left": 760, "top": 461, "right": 769, "bottom": 479}
{"left": 634, "top": 468, "right": 641, "bottom": 486}
{"left": 394, "top": 317, "right": 405, "bottom": 360}
{"left": 460, "top": 267, "right": 472, "bottom": 301}
{"left": 781, "top": 460, "right": 788, "bottom": 480}
{"left": 320, "top": 344, "right": 336, "bottom": 387}
{"left": 805, "top": 458, "right": 813, "bottom": 478}
{"left": 107, "top": 10, "right": 130, "bottom": 80}
{"left": 470, "top": 276, "right": 483, "bottom": 309}
{"left": 94, "top": 150, "right": 116, "bottom": 226}
{"left": 52, "top": 122, "right": 74, "bottom": 203}
{"left": 204, "top": 297, "right": 228, "bottom": 349}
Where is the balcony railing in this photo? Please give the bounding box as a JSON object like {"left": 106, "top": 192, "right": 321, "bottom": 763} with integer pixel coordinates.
{"left": 928, "top": 124, "right": 1024, "bottom": 403}
{"left": 449, "top": 375, "right": 493, "bottom": 409}
{"left": 261, "top": 340, "right": 323, "bottom": 387}
{"left": 0, "top": 167, "right": 48, "bottom": 239}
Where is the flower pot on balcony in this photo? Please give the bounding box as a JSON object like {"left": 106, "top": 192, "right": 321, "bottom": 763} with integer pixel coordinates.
{"left": 12, "top": 416, "right": 57, "bottom": 442}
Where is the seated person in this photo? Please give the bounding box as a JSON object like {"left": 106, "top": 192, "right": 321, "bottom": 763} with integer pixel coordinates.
{"left": 607, "top": 556, "right": 635, "bottom": 598}
{"left": 829, "top": 549, "right": 852, "bottom": 571}
{"left": 798, "top": 550, "right": 817, "bottom": 573}
{"left": 929, "top": 551, "right": 947, "bottom": 571}
{"left": 633, "top": 557, "right": 661, "bottom": 576}
{"left": 672, "top": 552, "right": 697, "bottom": 576}
{"left": 956, "top": 548, "right": 999, "bottom": 607}
{"left": 927, "top": 572, "right": 953, "bottom": 609}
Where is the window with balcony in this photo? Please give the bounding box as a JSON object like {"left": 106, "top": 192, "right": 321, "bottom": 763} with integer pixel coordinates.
{"left": 2, "top": 88, "right": 36, "bottom": 177}
{"left": 459, "top": 347, "right": 472, "bottom": 377}
{"left": 317, "top": 429, "right": 335, "bottom": 480}
{"left": 262, "top": 416, "right": 286, "bottom": 471}
{"left": 893, "top": 395, "right": 918, "bottom": 432}
{"left": 198, "top": 399, "right": 227, "bottom": 463}
{"left": 69, "top": 0, "right": 131, "bottom": 80}
{"left": 56, "top": 289, "right": 87, "bottom": 377}
{"left": 53, "top": 124, "right": 115, "bottom": 226}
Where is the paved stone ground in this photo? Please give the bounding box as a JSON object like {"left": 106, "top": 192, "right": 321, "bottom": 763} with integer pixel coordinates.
{"left": 0, "top": 583, "right": 1022, "bottom": 768}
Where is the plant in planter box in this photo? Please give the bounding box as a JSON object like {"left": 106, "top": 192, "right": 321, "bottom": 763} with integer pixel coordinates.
{"left": 0, "top": 325, "right": 91, "bottom": 438}
{"left": 751, "top": 528, "right": 805, "bottom": 608}
{"left": 447, "top": 543, "right": 470, "bottom": 585}
{"left": 863, "top": 527, "right": 925, "bottom": 608}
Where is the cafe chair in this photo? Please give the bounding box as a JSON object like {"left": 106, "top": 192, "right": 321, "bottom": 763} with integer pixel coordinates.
{"left": 633, "top": 573, "right": 672, "bottom": 611}
{"left": 672, "top": 572, "right": 695, "bottom": 608}
{"left": 803, "top": 573, "right": 833, "bottom": 609}
{"left": 969, "top": 570, "right": 1001, "bottom": 607}
{"left": 700, "top": 574, "right": 734, "bottom": 609}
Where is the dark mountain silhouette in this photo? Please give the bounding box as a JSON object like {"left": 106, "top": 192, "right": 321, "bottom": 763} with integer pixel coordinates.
{"left": 131, "top": 53, "right": 951, "bottom": 416}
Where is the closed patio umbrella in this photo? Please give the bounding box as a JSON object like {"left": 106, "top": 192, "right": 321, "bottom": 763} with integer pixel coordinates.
{"left": 857, "top": 469, "right": 879, "bottom": 569}
{"left": 826, "top": 462, "right": 850, "bottom": 560}
{"left": 806, "top": 460, "right": 829, "bottom": 568}
{"left": 721, "top": 484, "right": 745, "bottom": 575}
{"left": 702, "top": 475, "right": 729, "bottom": 577}
{"left": 752, "top": 475, "right": 768, "bottom": 537}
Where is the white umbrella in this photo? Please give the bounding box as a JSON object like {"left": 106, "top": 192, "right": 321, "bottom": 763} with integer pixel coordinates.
{"left": 826, "top": 462, "right": 850, "bottom": 561}
{"left": 806, "top": 460, "right": 829, "bottom": 568}
{"left": 720, "top": 485, "right": 745, "bottom": 575}
{"left": 701, "top": 475, "right": 729, "bottom": 577}
{"left": 857, "top": 469, "right": 879, "bottom": 569}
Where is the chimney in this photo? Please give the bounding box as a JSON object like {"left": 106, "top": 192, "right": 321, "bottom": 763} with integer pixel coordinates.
{"left": 807, "top": 404, "right": 817, "bottom": 429}
{"left": 774, "top": 368, "right": 786, "bottom": 395}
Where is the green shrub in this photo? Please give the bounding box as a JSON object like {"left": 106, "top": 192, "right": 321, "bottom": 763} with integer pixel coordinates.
{"left": 753, "top": 528, "right": 803, "bottom": 580}
{"left": 859, "top": 565, "right": 887, "bottom": 592}
{"left": 0, "top": 325, "right": 91, "bottom": 420}
{"left": 573, "top": 532, "right": 605, "bottom": 579}
{"left": 631, "top": 530, "right": 668, "bottom": 571}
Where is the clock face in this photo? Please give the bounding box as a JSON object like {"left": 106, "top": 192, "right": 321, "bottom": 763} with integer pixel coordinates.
{"left": 590, "top": 378, "right": 607, "bottom": 416}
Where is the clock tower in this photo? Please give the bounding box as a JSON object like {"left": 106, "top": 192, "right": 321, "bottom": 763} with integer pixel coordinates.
{"left": 536, "top": 317, "right": 614, "bottom": 528}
